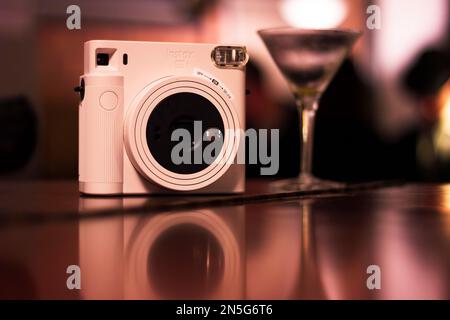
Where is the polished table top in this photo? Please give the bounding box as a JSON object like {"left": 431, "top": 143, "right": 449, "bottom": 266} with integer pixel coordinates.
{"left": 0, "top": 180, "right": 449, "bottom": 299}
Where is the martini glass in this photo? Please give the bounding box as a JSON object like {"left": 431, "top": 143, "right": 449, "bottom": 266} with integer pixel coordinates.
{"left": 258, "top": 28, "right": 361, "bottom": 191}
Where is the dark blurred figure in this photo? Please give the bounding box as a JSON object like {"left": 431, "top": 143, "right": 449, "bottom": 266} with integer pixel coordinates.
{"left": 404, "top": 48, "right": 450, "bottom": 97}
{"left": 403, "top": 46, "right": 450, "bottom": 181}
{"left": 315, "top": 59, "right": 420, "bottom": 182}
{"left": 0, "top": 96, "right": 37, "bottom": 175}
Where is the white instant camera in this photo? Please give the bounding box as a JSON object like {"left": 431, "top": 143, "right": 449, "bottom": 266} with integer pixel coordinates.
{"left": 77, "top": 40, "right": 248, "bottom": 195}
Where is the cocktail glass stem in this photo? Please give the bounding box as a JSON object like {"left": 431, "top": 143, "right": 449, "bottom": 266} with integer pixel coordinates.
{"left": 297, "top": 99, "right": 318, "bottom": 182}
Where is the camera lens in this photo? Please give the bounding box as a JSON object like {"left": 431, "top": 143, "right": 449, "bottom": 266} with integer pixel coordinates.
{"left": 171, "top": 116, "right": 204, "bottom": 152}
{"left": 96, "top": 53, "right": 109, "bottom": 66}
{"left": 146, "top": 92, "right": 225, "bottom": 174}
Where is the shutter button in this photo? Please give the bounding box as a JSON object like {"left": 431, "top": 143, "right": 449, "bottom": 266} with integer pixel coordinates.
{"left": 99, "top": 91, "right": 118, "bottom": 111}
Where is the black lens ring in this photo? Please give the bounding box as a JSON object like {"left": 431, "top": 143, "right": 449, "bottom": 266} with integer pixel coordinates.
{"left": 146, "top": 92, "right": 225, "bottom": 174}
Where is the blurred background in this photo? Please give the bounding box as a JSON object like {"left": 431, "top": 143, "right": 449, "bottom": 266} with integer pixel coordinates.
{"left": 0, "top": 0, "right": 449, "bottom": 182}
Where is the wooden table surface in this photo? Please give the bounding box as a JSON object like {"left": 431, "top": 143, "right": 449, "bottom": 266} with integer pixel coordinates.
{"left": 0, "top": 180, "right": 449, "bottom": 299}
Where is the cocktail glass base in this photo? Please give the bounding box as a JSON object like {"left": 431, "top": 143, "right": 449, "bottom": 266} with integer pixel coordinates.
{"left": 271, "top": 174, "right": 346, "bottom": 192}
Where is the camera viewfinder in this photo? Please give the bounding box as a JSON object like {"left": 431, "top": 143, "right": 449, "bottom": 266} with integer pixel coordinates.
{"left": 96, "top": 53, "right": 109, "bottom": 66}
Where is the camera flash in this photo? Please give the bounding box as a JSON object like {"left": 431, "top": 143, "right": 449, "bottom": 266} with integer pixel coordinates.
{"left": 212, "top": 46, "right": 248, "bottom": 68}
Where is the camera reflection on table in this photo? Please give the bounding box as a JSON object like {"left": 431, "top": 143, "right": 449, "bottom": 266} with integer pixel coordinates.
{"left": 78, "top": 198, "right": 324, "bottom": 300}
{"left": 79, "top": 198, "right": 245, "bottom": 300}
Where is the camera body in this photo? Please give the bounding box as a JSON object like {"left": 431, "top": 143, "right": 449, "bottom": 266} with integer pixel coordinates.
{"left": 78, "top": 40, "right": 247, "bottom": 195}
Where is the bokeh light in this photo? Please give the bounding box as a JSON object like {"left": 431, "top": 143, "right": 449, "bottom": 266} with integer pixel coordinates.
{"left": 279, "top": 0, "right": 348, "bottom": 29}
